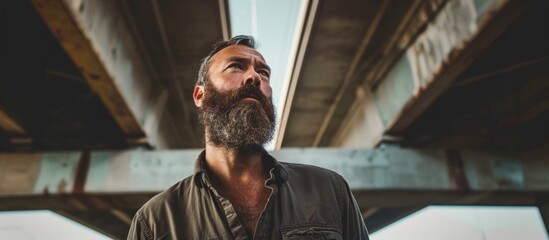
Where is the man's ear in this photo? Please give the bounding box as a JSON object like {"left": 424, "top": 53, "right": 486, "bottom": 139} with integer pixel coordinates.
{"left": 193, "top": 85, "right": 204, "bottom": 107}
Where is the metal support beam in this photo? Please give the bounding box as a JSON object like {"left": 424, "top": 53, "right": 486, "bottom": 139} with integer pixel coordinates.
{"left": 1, "top": 147, "right": 548, "bottom": 211}
{"left": 31, "top": 0, "right": 173, "bottom": 148}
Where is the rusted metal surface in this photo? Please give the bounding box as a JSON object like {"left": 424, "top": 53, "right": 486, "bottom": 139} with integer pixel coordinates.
{"left": 73, "top": 150, "right": 91, "bottom": 193}
{"left": 408, "top": 0, "right": 479, "bottom": 89}
{"left": 445, "top": 150, "right": 470, "bottom": 191}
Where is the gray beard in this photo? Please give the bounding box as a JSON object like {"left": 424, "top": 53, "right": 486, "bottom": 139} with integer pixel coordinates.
{"left": 198, "top": 83, "right": 276, "bottom": 151}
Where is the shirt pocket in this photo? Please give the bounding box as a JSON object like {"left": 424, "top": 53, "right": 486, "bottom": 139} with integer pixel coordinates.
{"left": 280, "top": 226, "right": 342, "bottom": 240}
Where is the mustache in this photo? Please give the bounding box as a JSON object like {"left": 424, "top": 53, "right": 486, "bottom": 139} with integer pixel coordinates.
{"left": 234, "top": 85, "right": 268, "bottom": 102}
{"left": 226, "top": 84, "right": 272, "bottom": 112}
{"left": 202, "top": 82, "right": 276, "bottom": 123}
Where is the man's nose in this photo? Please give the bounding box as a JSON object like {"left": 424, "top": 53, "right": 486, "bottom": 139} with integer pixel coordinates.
{"left": 243, "top": 69, "right": 261, "bottom": 87}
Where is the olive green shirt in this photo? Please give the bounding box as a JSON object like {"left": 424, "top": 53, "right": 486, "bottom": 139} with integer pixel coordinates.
{"left": 127, "top": 150, "right": 369, "bottom": 239}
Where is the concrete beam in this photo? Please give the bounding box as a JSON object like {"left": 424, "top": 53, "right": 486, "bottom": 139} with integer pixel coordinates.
{"left": 315, "top": 0, "right": 447, "bottom": 147}
{"left": 331, "top": 86, "right": 384, "bottom": 147}
{"left": 31, "top": 0, "right": 172, "bottom": 147}
{"left": 311, "top": 0, "right": 391, "bottom": 146}
{"left": 275, "top": 0, "right": 319, "bottom": 149}
{"left": 333, "top": 0, "right": 530, "bottom": 148}
{"left": 281, "top": 0, "right": 396, "bottom": 147}
{"left": 375, "top": 0, "right": 530, "bottom": 135}
{"left": 0, "top": 106, "right": 27, "bottom": 136}
{"left": 0, "top": 147, "right": 548, "bottom": 210}
{"left": 55, "top": 209, "right": 131, "bottom": 239}
{"left": 0, "top": 105, "right": 32, "bottom": 147}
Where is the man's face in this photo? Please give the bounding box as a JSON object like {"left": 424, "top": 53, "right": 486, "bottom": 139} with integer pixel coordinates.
{"left": 193, "top": 45, "right": 276, "bottom": 150}
{"left": 204, "top": 45, "right": 272, "bottom": 99}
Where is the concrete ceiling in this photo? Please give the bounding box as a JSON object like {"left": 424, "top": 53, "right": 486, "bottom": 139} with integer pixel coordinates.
{"left": 282, "top": 0, "right": 547, "bottom": 152}
{"left": 402, "top": 0, "right": 549, "bottom": 150}
{"left": 1, "top": 0, "right": 544, "bottom": 152}
{"left": 281, "top": 0, "right": 446, "bottom": 147}
{"left": 0, "top": 0, "right": 228, "bottom": 150}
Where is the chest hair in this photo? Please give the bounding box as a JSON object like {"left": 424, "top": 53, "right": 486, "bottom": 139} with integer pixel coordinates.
{"left": 219, "top": 182, "right": 272, "bottom": 238}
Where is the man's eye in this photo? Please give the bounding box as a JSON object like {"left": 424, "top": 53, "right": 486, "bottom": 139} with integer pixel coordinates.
{"left": 259, "top": 71, "right": 270, "bottom": 77}
{"left": 228, "top": 64, "right": 243, "bottom": 70}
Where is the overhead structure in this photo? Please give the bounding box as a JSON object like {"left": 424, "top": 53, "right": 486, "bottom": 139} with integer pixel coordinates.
{"left": 33, "top": 0, "right": 169, "bottom": 147}
{"left": 0, "top": 0, "right": 548, "bottom": 238}
{"left": 0, "top": 106, "right": 31, "bottom": 146}
{"left": 281, "top": 0, "right": 451, "bottom": 147}
{"left": 282, "top": 0, "right": 543, "bottom": 151}
{"left": 1, "top": 147, "right": 548, "bottom": 237}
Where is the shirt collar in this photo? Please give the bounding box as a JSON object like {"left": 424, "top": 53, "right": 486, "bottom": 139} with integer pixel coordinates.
{"left": 193, "top": 149, "right": 289, "bottom": 188}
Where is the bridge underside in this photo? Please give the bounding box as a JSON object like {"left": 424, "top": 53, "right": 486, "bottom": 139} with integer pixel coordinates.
{"left": 0, "top": 0, "right": 548, "bottom": 238}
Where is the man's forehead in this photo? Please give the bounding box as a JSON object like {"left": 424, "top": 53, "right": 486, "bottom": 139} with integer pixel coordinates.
{"left": 211, "top": 45, "right": 267, "bottom": 64}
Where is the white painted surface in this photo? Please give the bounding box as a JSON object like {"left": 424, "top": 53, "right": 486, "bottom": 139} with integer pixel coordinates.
{"left": 0, "top": 210, "right": 110, "bottom": 240}
{"left": 371, "top": 206, "right": 549, "bottom": 240}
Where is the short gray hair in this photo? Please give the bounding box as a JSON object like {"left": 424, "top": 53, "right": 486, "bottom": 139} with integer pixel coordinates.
{"left": 196, "top": 35, "right": 258, "bottom": 86}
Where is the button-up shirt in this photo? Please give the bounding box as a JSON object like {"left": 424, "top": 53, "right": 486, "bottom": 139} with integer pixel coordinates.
{"left": 127, "top": 150, "right": 369, "bottom": 239}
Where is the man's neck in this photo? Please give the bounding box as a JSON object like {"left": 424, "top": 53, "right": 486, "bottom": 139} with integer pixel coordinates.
{"left": 204, "top": 143, "right": 267, "bottom": 186}
{"left": 203, "top": 137, "right": 273, "bottom": 239}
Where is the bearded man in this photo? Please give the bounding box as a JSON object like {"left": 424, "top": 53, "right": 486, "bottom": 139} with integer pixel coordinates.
{"left": 127, "top": 35, "right": 369, "bottom": 240}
